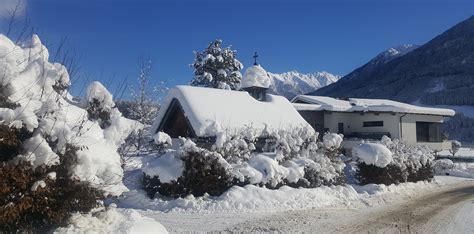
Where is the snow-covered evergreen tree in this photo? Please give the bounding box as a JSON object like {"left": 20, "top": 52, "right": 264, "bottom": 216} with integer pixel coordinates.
{"left": 190, "top": 39, "right": 243, "bottom": 90}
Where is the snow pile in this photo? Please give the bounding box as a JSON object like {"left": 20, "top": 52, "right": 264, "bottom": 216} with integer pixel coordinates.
{"left": 56, "top": 205, "right": 168, "bottom": 234}
{"left": 353, "top": 143, "right": 393, "bottom": 168}
{"left": 241, "top": 65, "right": 271, "bottom": 89}
{"left": 118, "top": 177, "right": 451, "bottom": 215}
{"left": 0, "top": 34, "right": 136, "bottom": 196}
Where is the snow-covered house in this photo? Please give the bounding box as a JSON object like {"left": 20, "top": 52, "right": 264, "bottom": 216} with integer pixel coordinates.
{"left": 150, "top": 64, "right": 312, "bottom": 146}
{"left": 292, "top": 95, "right": 455, "bottom": 151}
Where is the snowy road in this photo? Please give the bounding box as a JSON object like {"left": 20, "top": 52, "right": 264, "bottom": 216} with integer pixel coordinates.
{"left": 145, "top": 179, "right": 474, "bottom": 233}
{"left": 227, "top": 181, "right": 474, "bottom": 233}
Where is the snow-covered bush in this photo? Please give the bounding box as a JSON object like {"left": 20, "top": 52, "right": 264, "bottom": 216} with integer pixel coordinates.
{"left": 142, "top": 129, "right": 346, "bottom": 198}
{"left": 0, "top": 146, "right": 103, "bottom": 232}
{"left": 450, "top": 140, "right": 462, "bottom": 156}
{"left": 190, "top": 39, "right": 243, "bottom": 90}
{"left": 0, "top": 34, "right": 135, "bottom": 231}
{"left": 152, "top": 131, "right": 172, "bottom": 153}
{"left": 143, "top": 139, "right": 232, "bottom": 198}
{"left": 85, "top": 81, "right": 115, "bottom": 129}
{"left": 433, "top": 159, "right": 455, "bottom": 175}
{"left": 355, "top": 136, "right": 434, "bottom": 185}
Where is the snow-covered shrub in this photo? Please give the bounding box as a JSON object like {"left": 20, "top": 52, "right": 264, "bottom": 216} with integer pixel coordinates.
{"left": 142, "top": 129, "right": 346, "bottom": 198}
{"left": 143, "top": 139, "right": 232, "bottom": 198}
{"left": 450, "top": 140, "right": 462, "bottom": 156}
{"left": 355, "top": 136, "right": 434, "bottom": 185}
{"left": 433, "top": 159, "right": 455, "bottom": 175}
{"left": 85, "top": 81, "right": 115, "bottom": 129}
{"left": 0, "top": 145, "right": 103, "bottom": 232}
{"left": 0, "top": 34, "right": 135, "bottom": 231}
{"left": 152, "top": 131, "right": 172, "bottom": 153}
{"left": 0, "top": 125, "right": 31, "bottom": 162}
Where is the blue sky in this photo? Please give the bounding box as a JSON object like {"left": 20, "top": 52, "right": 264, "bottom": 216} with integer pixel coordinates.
{"left": 1, "top": 0, "right": 473, "bottom": 98}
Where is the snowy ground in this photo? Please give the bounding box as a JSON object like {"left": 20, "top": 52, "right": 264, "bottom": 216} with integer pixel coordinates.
{"left": 110, "top": 156, "right": 474, "bottom": 233}
{"left": 439, "top": 147, "right": 474, "bottom": 158}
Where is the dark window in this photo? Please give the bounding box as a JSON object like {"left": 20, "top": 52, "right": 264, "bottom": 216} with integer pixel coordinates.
{"left": 363, "top": 121, "right": 384, "bottom": 127}
{"left": 338, "top": 123, "right": 344, "bottom": 134}
{"left": 416, "top": 122, "right": 442, "bottom": 142}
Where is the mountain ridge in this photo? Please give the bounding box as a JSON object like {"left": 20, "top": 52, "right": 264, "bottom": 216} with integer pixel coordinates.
{"left": 310, "top": 16, "right": 474, "bottom": 106}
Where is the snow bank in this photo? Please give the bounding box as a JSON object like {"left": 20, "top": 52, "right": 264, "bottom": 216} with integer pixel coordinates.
{"left": 241, "top": 65, "right": 271, "bottom": 89}
{"left": 117, "top": 177, "right": 459, "bottom": 215}
{"left": 353, "top": 143, "right": 393, "bottom": 168}
{"left": 0, "top": 34, "right": 136, "bottom": 196}
{"left": 55, "top": 206, "right": 168, "bottom": 234}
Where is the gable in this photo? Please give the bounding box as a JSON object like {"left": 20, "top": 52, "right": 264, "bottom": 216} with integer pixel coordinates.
{"left": 157, "top": 99, "right": 196, "bottom": 138}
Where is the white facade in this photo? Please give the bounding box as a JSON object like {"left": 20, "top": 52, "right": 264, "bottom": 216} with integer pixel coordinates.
{"left": 292, "top": 95, "right": 455, "bottom": 151}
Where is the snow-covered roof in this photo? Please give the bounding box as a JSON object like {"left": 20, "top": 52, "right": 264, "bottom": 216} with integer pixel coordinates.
{"left": 151, "top": 86, "right": 312, "bottom": 137}
{"left": 292, "top": 95, "right": 455, "bottom": 116}
{"left": 241, "top": 65, "right": 271, "bottom": 89}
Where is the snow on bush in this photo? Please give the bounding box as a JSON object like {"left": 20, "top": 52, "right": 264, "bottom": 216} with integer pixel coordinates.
{"left": 0, "top": 34, "right": 136, "bottom": 195}
{"left": 322, "top": 133, "right": 343, "bottom": 149}
{"left": 142, "top": 151, "right": 183, "bottom": 183}
{"left": 353, "top": 143, "right": 393, "bottom": 168}
{"left": 0, "top": 34, "right": 139, "bottom": 231}
{"left": 355, "top": 136, "right": 435, "bottom": 185}
{"left": 433, "top": 159, "right": 455, "bottom": 174}
{"left": 143, "top": 127, "right": 346, "bottom": 198}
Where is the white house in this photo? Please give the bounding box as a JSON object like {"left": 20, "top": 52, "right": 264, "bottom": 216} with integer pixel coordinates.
{"left": 150, "top": 64, "right": 312, "bottom": 145}
{"left": 292, "top": 95, "right": 455, "bottom": 151}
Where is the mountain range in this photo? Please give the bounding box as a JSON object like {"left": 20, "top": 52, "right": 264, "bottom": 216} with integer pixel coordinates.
{"left": 267, "top": 70, "right": 340, "bottom": 99}
{"left": 310, "top": 16, "right": 474, "bottom": 106}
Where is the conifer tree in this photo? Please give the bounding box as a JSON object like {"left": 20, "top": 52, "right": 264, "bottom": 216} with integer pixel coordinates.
{"left": 190, "top": 39, "right": 243, "bottom": 90}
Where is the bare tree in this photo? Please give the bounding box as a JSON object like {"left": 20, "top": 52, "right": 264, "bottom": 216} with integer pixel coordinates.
{"left": 117, "top": 56, "right": 169, "bottom": 157}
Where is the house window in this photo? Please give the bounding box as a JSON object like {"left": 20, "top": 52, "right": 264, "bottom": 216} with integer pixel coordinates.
{"left": 416, "top": 122, "right": 442, "bottom": 142}
{"left": 363, "top": 121, "right": 383, "bottom": 127}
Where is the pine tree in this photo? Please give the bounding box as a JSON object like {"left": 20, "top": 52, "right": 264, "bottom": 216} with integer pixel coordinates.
{"left": 190, "top": 39, "right": 243, "bottom": 90}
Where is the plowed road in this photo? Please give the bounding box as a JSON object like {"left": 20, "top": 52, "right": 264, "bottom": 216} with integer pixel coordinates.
{"left": 227, "top": 181, "right": 474, "bottom": 233}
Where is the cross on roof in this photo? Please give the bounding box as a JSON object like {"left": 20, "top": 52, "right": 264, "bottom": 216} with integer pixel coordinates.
{"left": 253, "top": 52, "right": 259, "bottom": 65}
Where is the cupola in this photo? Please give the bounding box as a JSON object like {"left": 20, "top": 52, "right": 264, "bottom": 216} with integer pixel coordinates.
{"left": 241, "top": 52, "right": 270, "bottom": 101}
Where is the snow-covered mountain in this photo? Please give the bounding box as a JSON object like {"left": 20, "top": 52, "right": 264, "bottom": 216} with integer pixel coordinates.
{"left": 369, "top": 44, "right": 419, "bottom": 66}
{"left": 268, "top": 70, "right": 340, "bottom": 99}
